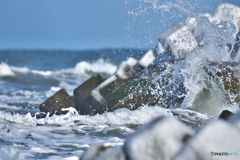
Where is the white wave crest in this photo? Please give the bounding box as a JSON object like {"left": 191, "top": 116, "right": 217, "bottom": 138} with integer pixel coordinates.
{"left": 73, "top": 58, "right": 117, "bottom": 75}
{"left": 0, "top": 62, "right": 15, "bottom": 77}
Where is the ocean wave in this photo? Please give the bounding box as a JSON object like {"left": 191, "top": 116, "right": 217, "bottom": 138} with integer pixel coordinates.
{"left": 0, "top": 62, "right": 15, "bottom": 77}
{"left": 73, "top": 58, "right": 117, "bottom": 75}
{"left": 0, "top": 59, "right": 117, "bottom": 78}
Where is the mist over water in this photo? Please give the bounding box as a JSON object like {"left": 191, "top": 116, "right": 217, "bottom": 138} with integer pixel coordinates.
{"left": 1, "top": 0, "right": 240, "bottom": 159}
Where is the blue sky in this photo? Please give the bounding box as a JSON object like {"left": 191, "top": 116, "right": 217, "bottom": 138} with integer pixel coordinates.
{"left": 0, "top": 0, "right": 239, "bottom": 50}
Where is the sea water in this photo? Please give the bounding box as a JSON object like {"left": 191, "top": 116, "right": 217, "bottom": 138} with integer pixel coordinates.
{"left": 1, "top": 1, "right": 240, "bottom": 159}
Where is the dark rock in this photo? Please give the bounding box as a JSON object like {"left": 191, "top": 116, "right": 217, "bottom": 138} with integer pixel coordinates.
{"left": 81, "top": 144, "right": 125, "bottom": 160}
{"left": 218, "top": 110, "right": 234, "bottom": 120}
{"left": 124, "top": 116, "right": 193, "bottom": 160}
{"left": 73, "top": 74, "right": 105, "bottom": 115}
{"left": 173, "top": 119, "right": 240, "bottom": 160}
{"left": 39, "top": 88, "right": 75, "bottom": 116}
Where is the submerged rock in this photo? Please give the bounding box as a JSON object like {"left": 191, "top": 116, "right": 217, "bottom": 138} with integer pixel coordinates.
{"left": 173, "top": 119, "right": 240, "bottom": 160}
{"left": 81, "top": 144, "right": 125, "bottom": 160}
{"left": 74, "top": 74, "right": 105, "bottom": 115}
{"left": 124, "top": 116, "right": 193, "bottom": 160}
{"left": 39, "top": 88, "right": 75, "bottom": 116}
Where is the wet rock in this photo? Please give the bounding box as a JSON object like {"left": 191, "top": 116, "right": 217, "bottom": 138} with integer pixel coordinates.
{"left": 39, "top": 88, "right": 75, "bottom": 116}
{"left": 74, "top": 74, "right": 105, "bottom": 115}
{"left": 91, "top": 75, "right": 132, "bottom": 113}
{"left": 218, "top": 110, "right": 234, "bottom": 120}
{"left": 124, "top": 116, "right": 193, "bottom": 160}
{"left": 110, "top": 76, "right": 160, "bottom": 111}
{"left": 157, "top": 24, "right": 198, "bottom": 59}
{"left": 173, "top": 119, "right": 240, "bottom": 160}
{"left": 81, "top": 144, "right": 125, "bottom": 160}
{"left": 205, "top": 62, "right": 240, "bottom": 107}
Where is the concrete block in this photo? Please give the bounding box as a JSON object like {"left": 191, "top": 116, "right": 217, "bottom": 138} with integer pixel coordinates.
{"left": 139, "top": 50, "right": 156, "bottom": 69}
{"left": 91, "top": 75, "right": 132, "bottom": 112}
{"left": 124, "top": 116, "right": 193, "bottom": 160}
{"left": 81, "top": 144, "right": 125, "bottom": 160}
{"left": 174, "top": 119, "right": 240, "bottom": 160}
{"left": 157, "top": 24, "right": 198, "bottom": 58}
{"left": 116, "top": 57, "right": 139, "bottom": 85}
{"left": 184, "top": 17, "right": 205, "bottom": 45}
{"left": 116, "top": 57, "right": 138, "bottom": 79}
{"left": 218, "top": 110, "right": 234, "bottom": 120}
{"left": 73, "top": 74, "right": 105, "bottom": 115}
{"left": 39, "top": 88, "right": 75, "bottom": 116}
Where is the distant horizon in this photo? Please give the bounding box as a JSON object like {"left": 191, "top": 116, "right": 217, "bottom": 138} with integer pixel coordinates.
{"left": 0, "top": 46, "right": 152, "bottom": 51}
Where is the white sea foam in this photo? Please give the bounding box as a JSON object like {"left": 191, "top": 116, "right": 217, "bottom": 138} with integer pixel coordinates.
{"left": 0, "top": 62, "right": 15, "bottom": 77}
{"left": 73, "top": 58, "right": 117, "bottom": 75}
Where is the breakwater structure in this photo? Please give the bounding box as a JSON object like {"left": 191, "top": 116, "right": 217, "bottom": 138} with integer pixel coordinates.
{"left": 38, "top": 3, "right": 240, "bottom": 160}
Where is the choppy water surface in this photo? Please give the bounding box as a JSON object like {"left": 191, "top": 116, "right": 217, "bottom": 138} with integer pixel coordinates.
{"left": 1, "top": 1, "right": 240, "bottom": 159}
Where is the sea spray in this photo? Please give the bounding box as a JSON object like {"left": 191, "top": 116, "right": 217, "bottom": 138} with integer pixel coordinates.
{"left": 131, "top": 0, "right": 240, "bottom": 115}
